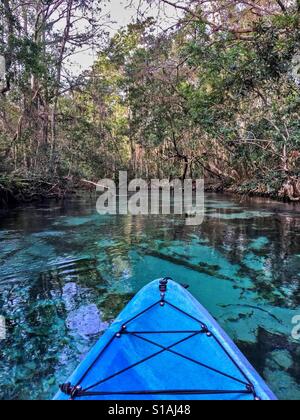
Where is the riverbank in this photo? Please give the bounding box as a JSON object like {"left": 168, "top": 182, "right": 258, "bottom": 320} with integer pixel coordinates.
{"left": 0, "top": 176, "right": 77, "bottom": 209}
{"left": 1, "top": 174, "right": 300, "bottom": 210}
{"left": 206, "top": 175, "right": 300, "bottom": 203}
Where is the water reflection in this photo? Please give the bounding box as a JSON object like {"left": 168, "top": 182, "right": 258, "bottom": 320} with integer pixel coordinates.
{"left": 0, "top": 193, "right": 299, "bottom": 400}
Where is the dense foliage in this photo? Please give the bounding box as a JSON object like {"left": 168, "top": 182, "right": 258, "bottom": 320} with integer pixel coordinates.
{"left": 1, "top": 0, "right": 300, "bottom": 201}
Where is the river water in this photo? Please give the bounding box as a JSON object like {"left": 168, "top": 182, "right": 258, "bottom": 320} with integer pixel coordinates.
{"left": 0, "top": 193, "right": 299, "bottom": 400}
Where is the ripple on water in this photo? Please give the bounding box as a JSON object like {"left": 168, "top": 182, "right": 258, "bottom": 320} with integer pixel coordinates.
{"left": 206, "top": 210, "right": 273, "bottom": 220}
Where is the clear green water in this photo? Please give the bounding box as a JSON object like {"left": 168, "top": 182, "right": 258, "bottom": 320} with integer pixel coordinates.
{"left": 0, "top": 193, "right": 299, "bottom": 400}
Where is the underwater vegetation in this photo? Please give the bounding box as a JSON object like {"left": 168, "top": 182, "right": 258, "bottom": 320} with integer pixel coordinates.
{"left": 0, "top": 193, "right": 299, "bottom": 399}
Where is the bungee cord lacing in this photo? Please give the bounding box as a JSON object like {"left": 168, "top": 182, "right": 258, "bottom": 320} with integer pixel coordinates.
{"left": 59, "top": 278, "right": 260, "bottom": 400}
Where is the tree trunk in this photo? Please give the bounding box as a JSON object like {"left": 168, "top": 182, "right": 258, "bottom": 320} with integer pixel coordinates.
{"left": 50, "top": 0, "right": 74, "bottom": 173}
{"left": 282, "top": 144, "right": 288, "bottom": 172}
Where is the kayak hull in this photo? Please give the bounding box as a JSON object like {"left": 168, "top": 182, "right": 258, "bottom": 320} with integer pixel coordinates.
{"left": 54, "top": 280, "right": 276, "bottom": 400}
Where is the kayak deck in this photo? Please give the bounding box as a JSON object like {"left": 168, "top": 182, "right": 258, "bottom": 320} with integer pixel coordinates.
{"left": 55, "top": 279, "right": 276, "bottom": 400}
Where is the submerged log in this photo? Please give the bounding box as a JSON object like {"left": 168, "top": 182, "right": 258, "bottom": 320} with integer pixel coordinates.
{"left": 140, "top": 248, "right": 233, "bottom": 281}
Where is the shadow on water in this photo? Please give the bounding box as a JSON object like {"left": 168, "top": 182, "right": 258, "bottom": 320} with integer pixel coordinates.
{"left": 0, "top": 192, "right": 300, "bottom": 399}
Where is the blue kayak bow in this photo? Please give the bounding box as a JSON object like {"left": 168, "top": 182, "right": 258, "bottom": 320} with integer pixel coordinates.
{"left": 55, "top": 278, "right": 277, "bottom": 401}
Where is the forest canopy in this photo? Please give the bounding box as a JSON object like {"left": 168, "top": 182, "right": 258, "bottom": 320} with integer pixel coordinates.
{"left": 0, "top": 0, "right": 300, "bottom": 202}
